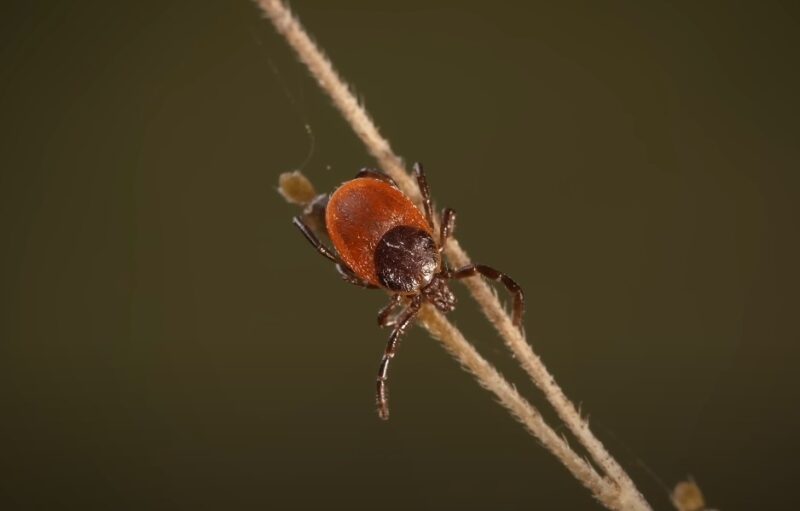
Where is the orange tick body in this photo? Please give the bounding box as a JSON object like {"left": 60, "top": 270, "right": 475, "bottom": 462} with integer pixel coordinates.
{"left": 327, "top": 177, "right": 433, "bottom": 289}
{"left": 292, "top": 164, "right": 525, "bottom": 420}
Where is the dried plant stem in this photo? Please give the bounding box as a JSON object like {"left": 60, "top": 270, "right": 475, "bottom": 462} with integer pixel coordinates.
{"left": 260, "top": 1, "right": 650, "bottom": 509}
{"left": 418, "top": 305, "right": 617, "bottom": 507}
{"left": 445, "top": 238, "right": 648, "bottom": 509}
{"left": 259, "top": 0, "right": 419, "bottom": 204}
{"left": 280, "top": 173, "right": 616, "bottom": 508}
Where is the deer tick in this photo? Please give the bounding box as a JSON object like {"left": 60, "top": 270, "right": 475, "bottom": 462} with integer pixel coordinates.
{"left": 293, "top": 163, "right": 524, "bottom": 420}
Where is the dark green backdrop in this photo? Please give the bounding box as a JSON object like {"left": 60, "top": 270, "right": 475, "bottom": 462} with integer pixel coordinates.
{"left": 2, "top": 1, "right": 798, "bottom": 509}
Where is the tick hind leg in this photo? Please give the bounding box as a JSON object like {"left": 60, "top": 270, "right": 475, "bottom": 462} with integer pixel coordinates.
{"left": 300, "top": 193, "right": 329, "bottom": 236}
{"left": 448, "top": 264, "right": 525, "bottom": 330}
{"left": 356, "top": 168, "right": 398, "bottom": 188}
{"left": 337, "top": 264, "right": 378, "bottom": 288}
{"left": 293, "top": 216, "right": 375, "bottom": 288}
{"left": 293, "top": 216, "right": 337, "bottom": 262}
{"left": 376, "top": 295, "right": 422, "bottom": 420}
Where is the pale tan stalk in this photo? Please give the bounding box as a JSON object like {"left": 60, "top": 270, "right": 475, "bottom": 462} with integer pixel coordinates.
{"left": 418, "top": 305, "right": 621, "bottom": 508}
{"left": 444, "top": 239, "right": 649, "bottom": 510}
{"left": 258, "top": 0, "right": 419, "bottom": 203}
{"left": 278, "top": 174, "right": 618, "bottom": 510}
{"left": 261, "top": 1, "right": 650, "bottom": 509}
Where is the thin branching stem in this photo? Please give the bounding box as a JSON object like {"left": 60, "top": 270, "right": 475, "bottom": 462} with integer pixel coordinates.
{"left": 417, "top": 305, "right": 617, "bottom": 508}
{"left": 278, "top": 170, "right": 617, "bottom": 509}
{"left": 260, "top": 1, "right": 651, "bottom": 509}
{"left": 258, "top": 0, "right": 418, "bottom": 202}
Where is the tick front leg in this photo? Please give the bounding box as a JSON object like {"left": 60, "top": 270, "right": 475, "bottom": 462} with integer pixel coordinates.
{"left": 439, "top": 207, "right": 456, "bottom": 251}
{"left": 376, "top": 296, "right": 422, "bottom": 420}
{"left": 448, "top": 264, "right": 525, "bottom": 330}
{"left": 377, "top": 294, "right": 403, "bottom": 327}
{"left": 413, "top": 162, "right": 435, "bottom": 229}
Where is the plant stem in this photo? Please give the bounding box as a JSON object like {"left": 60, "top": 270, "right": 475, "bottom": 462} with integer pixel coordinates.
{"left": 418, "top": 305, "right": 618, "bottom": 508}
{"left": 277, "top": 169, "right": 616, "bottom": 508}
{"left": 261, "top": 1, "right": 651, "bottom": 509}
{"left": 445, "top": 237, "right": 649, "bottom": 510}
{"left": 257, "top": 0, "right": 418, "bottom": 203}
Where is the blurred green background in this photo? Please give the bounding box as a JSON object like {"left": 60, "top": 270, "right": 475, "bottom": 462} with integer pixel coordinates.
{"left": 2, "top": 1, "right": 798, "bottom": 509}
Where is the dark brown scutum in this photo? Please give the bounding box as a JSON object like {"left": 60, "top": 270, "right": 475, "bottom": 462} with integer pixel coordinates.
{"left": 374, "top": 226, "right": 438, "bottom": 293}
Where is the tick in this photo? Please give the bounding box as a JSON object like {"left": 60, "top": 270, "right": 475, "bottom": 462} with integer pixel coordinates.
{"left": 293, "top": 163, "right": 524, "bottom": 420}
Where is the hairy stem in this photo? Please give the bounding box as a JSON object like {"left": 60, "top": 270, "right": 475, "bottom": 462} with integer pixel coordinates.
{"left": 261, "top": 1, "right": 650, "bottom": 509}
{"left": 258, "top": 0, "right": 418, "bottom": 203}
{"left": 418, "top": 305, "right": 618, "bottom": 508}
{"left": 279, "top": 169, "right": 616, "bottom": 507}
{"left": 445, "top": 237, "right": 648, "bottom": 509}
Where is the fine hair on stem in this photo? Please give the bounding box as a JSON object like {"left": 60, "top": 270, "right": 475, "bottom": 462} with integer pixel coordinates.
{"left": 261, "top": 1, "right": 652, "bottom": 509}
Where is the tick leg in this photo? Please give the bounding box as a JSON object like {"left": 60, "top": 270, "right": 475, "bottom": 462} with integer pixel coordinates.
{"left": 413, "top": 162, "right": 435, "bottom": 229}
{"left": 439, "top": 207, "right": 456, "bottom": 251}
{"left": 300, "top": 193, "right": 329, "bottom": 236}
{"left": 293, "top": 216, "right": 337, "bottom": 263}
{"left": 355, "top": 168, "right": 398, "bottom": 188}
{"left": 377, "top": 294, "right": 403, "bottom": 327}
{"left": 376, "top": 296, "right": 422, "bottom": 420}
{"left": 448, "top": 264, "right": 525, "bottom": 330}
{"left": 337, "top": 263, "right": 378, "bottom": 289}
{"left": 294, "top": 216, "right": 375, "bottom": 288}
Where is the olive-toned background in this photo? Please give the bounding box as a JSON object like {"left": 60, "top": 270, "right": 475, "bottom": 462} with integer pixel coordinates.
{"left": 2, "top": 1, "right": 798, "bottom": 509}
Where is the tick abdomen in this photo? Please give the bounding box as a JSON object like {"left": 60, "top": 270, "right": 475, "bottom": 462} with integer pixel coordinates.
{"left": 326, "top": 177, "right": 431, "bottom": 287}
